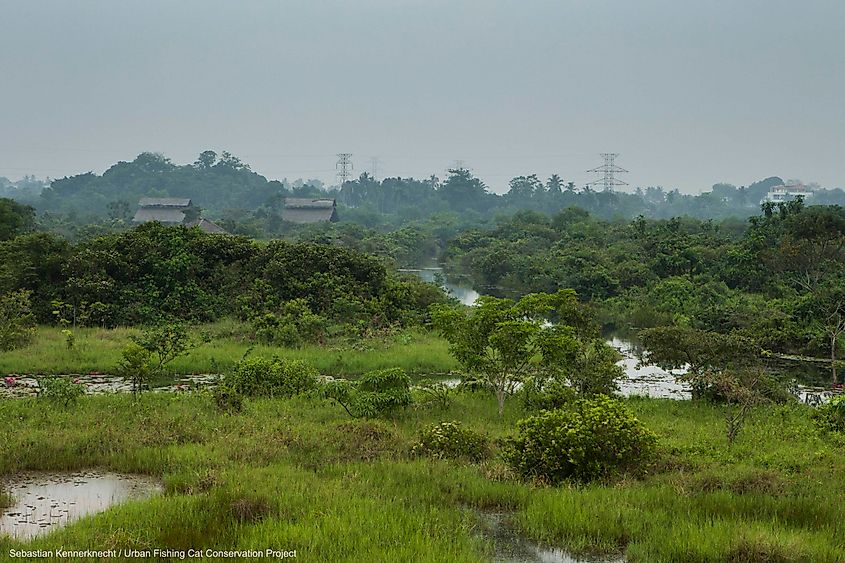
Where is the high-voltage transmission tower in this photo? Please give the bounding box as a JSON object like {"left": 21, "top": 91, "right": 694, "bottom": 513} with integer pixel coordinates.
{"left": 587, "top": 153, "right": 628, "bottom": 191}
{"left": 370, "top": 157, "right": 380, "bottom": 180}
{"left": 336, "top": 153, "right": 353, "bottom": 185}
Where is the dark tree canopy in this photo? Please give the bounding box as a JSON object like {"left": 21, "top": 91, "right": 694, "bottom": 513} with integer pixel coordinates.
{"left": 0, "top": 198, "right": 36, "bottom": 241}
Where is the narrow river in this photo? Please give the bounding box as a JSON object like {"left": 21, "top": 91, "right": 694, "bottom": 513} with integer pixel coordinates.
{"left": 402, "top": 266, "right": 840, "bottom": 404}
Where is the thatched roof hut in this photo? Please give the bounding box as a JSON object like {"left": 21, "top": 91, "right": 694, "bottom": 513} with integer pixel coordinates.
{"left": 133, "top": 198, "right": 193, "bottom": 224}
{"left": 282, "top": 198, "right": 338, "bottom": 223}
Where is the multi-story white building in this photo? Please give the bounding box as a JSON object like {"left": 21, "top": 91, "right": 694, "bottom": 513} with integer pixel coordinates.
{"left": 760, "top": 183, "right": 814, "bottom": 205}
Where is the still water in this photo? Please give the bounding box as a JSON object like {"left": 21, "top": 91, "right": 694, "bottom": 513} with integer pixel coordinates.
{"left": 402, "top": 267, "right": 840, "bottom": 404}
{"left": 399, "top": 267, "right": 480, "bottom": 306}
{"left": 0, "top": 471, "right": 162, "bottom": 539}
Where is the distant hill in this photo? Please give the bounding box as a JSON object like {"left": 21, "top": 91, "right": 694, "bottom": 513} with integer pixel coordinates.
{"left": 37, "top": 151, "right": 325, "bottom": 219}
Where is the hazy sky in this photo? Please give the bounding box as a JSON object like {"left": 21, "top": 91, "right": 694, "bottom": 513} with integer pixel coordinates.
{"left": 1, "top": 0, "right": 843, "bottom": 193}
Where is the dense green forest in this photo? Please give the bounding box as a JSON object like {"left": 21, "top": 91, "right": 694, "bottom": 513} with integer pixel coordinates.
{"left": 442, "top": 200, "right": 845, "bottom": 363}
{"left": 0, "top": 217, "right": 444, "bottom": 332}
{"left": 7, "top": 151, "right": 845, "bottom": 237}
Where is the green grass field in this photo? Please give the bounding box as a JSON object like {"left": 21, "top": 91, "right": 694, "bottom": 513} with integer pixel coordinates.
{"left": 0, "top": 322, "right": 457, "bottom": 377}
{"left": 1, "top": 391, "right": 844, "bottom": 561}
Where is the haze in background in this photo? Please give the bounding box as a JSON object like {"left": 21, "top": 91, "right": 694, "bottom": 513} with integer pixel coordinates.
{"left": 1, "top": 0, "right": 842, "bottom": 193}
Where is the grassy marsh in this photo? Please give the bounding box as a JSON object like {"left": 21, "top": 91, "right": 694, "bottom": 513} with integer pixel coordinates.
{"left": 0, "top": 322, "right": 457, "bottom": 377}
{"left": 1, "top": 391, "right": 844, "bottom": 561}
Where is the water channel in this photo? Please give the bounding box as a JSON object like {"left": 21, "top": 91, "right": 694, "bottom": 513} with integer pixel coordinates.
{"left": 402, "top": 266, "right": 842, "bottom": 405}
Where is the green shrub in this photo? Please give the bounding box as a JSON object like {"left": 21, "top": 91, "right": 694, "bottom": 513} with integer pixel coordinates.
{"left": 133, "top": 323, "right": 195, "bottom": 373}
{"left": 505, "top": 395, "right": 658, "bottom": 483}
{"left": 355, "top": 368, "right": 413, "bottom": 416}
{"left": 252, "top": 313, "right": 300, "bottom": 346}
{"left": 565, "top": 339, "right": 624, "bottom": 397}
{"left": 229, "top": 357, "right": 318, "bottom": 398}
{"left": 454, "top": 375, "right": 489, "bottom": 394}
{"left": 321, "top": 368, "right": 413, "bottom": 418}
{"left": 519, "top": 376, "right": 575, "bottom": 411}
{"left": 37, "top": 376, "right": 85, "bottom": 406}
{"left": 412, "top": 421, "right": 489, "bottom": 462}
{"left": 0, "top": 290, "right": 36, "bottom": 351}
{"left": 415, "top": 379, "right": 453, "bottom": 410}
{"left": 250, "top": 299, "right": 328, "bottom": 347}
{"left": 813, "top": 395, "right": 845, "bottom": 433}
{"left": 212, "top": 384, "right": 244, "bottom": 414}
{"left": 115, "top": 342, "right": 154, "bottom": 396}
{"left": 692, "top": 372, "right": 792, "bottom": 405}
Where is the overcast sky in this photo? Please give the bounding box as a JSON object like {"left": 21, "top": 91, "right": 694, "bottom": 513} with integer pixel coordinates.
{"left": 1, "top": 0, "right": 843, "bottom": 193}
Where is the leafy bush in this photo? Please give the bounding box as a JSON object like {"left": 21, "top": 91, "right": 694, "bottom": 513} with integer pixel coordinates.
{"left": 212, "top": 384, "right": 244, "bottom": 414}
{"left": 61, "top": 328, "right": 75, "bottom": 350}
{"left": 564, "top": 339, "right": 624, "bottom": 397}
{"left": 412, "top": 421, "right": 489, "bottom": 462}
{"left": 519, "top": 376, "right": 576, "bottom": 411}
{"left": 0, "top": 290, "right": 36, "bottom": 351}
{"left": 250, "top": 299, "right": 328, "bottom": 347}
{"left": 812, "top": 395, "right": 845, "bottom": 433}
{"left": 229, "top": 357, "right": 318, "bottom": 398}
{"left": 354, "top": 368, "right": 413, "bottom": 416}
{"left": 115, "top": 342, "right": 154, "bottom": 396}
{"left": 505, "top": 395, "right": 658, "bottom": 483}
{"left": 321, "top": 368, "right": 413, "bottom": 418}
{"left": 415, "top": 379, "right": 454, "bottom": 410}
{"left": 37, "top": 376, "right": 85, "bottom": 406}
{"left": 133, "top": 323, "right": 195, "bottom": 373}
{"left": 690, "top": 372, "right": 793, "bottom": 405}
{"left": 454, "top": 375, "right": 490, "bottom": 394}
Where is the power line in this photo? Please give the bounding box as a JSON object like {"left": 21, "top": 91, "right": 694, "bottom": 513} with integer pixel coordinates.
{"left": 586, "top": 153, "right": 628, "bottom": 192}
{"left": 370, "top": 156, "right": 380, "bottom": 180}
{"left": 335, "top": 153, "right": 353, "bottom": 185}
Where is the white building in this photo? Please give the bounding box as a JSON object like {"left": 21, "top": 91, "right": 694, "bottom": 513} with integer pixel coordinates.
{"left": 761, "top": 183, "right": 814, "bottom": 205}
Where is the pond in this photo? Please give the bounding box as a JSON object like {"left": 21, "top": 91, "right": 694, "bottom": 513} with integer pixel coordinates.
{"left": 0, "top": 373, "right": 221, "bottom": 399}
{"left": 608, "top": 332, "right": 842, "bottom": 405}
{"left": 475, "top": 510, "right": 625, "bottom": 563}
{"left": 609, "top": 337, "right": 691, "bottom": 400}
{"left": 0, "top": 471, "right": 162, "bottom": 539}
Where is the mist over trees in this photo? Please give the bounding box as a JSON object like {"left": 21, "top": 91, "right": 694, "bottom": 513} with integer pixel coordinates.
{"left": 6, "top": 151, "right": 845, "bottom": 234}
{"left": 0, "top": 175, "right": 48, "bottom": 205}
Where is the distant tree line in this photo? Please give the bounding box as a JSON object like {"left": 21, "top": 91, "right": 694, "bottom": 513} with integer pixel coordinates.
{"left": 7, "top": 151, "right": 845, "bottom": 235}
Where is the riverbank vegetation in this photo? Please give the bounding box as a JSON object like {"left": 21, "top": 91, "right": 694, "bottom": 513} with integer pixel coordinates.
{"left": 443, "top": 200, "right": 845, "bottom": 381}
{"left": 1, "top": 393, "right": 843, "bottom": 561}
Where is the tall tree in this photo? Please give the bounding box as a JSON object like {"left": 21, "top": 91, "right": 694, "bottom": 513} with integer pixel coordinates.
{"left": 0, "top": 198, "right": 36, "bottom": 240}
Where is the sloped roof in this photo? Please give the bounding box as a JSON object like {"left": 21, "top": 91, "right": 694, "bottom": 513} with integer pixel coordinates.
{"left": 138, "top": 197, "right": 192, "bottom": 208}
{"left": 283, "top": 198, "right": 335, "bottom": 209}
{"left": 185, "top": 218, "right": 229, "bottom": 234}
{"left": 281, "top": 198, "right": 338, "bottom": 223}
{"left": 281, "top": 207, "right": 338, "bottom": 223}
{"left": 133, "top": 208, "right": 186, "bottom": 224}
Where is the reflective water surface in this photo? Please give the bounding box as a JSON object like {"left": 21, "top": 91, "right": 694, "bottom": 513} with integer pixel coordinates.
{"left": 0, "top": 471, "right": 162, "bottom": 539}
